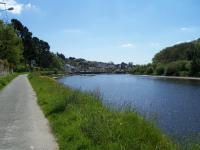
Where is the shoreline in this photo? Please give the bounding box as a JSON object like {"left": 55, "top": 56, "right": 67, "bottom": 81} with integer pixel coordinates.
{"left": 29, "top": 74, "right": 176, "bottom": 149}
{"left": 139, "top": 74, "right": 200, "bottom": 81}
{"left": 50, "top": 71, "right": 200, "bottom": 81}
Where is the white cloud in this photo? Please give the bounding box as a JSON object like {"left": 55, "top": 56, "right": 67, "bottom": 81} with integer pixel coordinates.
{"left": 180, "top": 27, "right": 193, "bottom": 32}
{"left": 0, "top": 0, "right": 36, "bottom": 14}
{"left": 121, "top": 43, "right": 135, "bottom": 48}
{"left": 24, "top": 3, "right": 37, "bottom": 10}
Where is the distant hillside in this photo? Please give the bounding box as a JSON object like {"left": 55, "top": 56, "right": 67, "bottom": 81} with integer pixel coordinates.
{"left": 64, "top": 57, "right": 133, "bottom": 73}
{"left": 153, "top": 39, "right": 200, "bottom": 63}
{"left": 131, "top": 38, "right": 200, "bottom": 76}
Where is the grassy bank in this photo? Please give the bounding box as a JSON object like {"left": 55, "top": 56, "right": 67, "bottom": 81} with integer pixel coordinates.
{"left": 0, "top": 73, "right": 18, "bottom": 90}
{"left": 29, "top": 74, "right": 176, "bottom": 150}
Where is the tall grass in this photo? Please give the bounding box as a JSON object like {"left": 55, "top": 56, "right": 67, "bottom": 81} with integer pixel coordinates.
{"left": 0, "top": 73, "right": 18, "bottom": 90}
{"left": 29, "top": 74, "right": 177, "bottom": 150}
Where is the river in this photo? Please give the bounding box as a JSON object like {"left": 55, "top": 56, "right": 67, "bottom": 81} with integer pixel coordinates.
{"left": 58, "top": 74, "right": 200, "bottom": 142}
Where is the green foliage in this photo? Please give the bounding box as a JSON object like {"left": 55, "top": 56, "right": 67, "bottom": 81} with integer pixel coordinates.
{"left": 164, "top": 63, "right": 178, "bottom": 76}
{"left": 0, "top": 20, "right": 23, "bottom": 66}
{"left": 29, "top": 74, "right": 177, "bottom": 150}
{"left": 164, "top": 61, "right": 190, "bottom": 76}
{"left": 146, "top": 66, "right": 154, "bottom": 75}
{"left": 50, "top": 54, "right": 64, "bottom": 69}
{"left": 190, "top": 46, "right": 200, "bottom": 76}
{"left": 14, "top": 64, "right": 29, "bottom": 72}
{"left": 155, "top": 64, "right": 165, "bottom": 75}
{"left": 150, "top": 39, "right": 200, "bottom": 77}
{"left": 131, "top": 37, "right": 198, "bottom": 77}
{"left": 11, "top": 19, "right": 64, "bottom": 69}
{"left": 131, "top": 64, "right": 155, "bottom": 75}
{"left": 0, "top": 73, "right": 18, "bottom": 90}
{"left": 152, "top": 41, "right": 196, "bottom": 63}
{"left": 131, "top": 65, "right": 148, "bottom": 75}
{"left": 0, "top": 59, "right": 9, "bottom": 68}
{"left": 187, "top": 144, "right": 200, "bottom": 150}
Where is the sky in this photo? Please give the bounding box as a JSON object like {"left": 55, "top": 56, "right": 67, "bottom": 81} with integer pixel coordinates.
{"left": 1, "top": 0, "right": 200, "bottom": 64}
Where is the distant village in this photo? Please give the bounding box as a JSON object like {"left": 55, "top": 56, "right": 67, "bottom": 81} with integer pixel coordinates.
{"left": 63, "top": 57, "right": 134, "bottom": 74}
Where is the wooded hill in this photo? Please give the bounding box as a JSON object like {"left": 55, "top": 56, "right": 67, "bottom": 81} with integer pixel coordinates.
{"left": 153, "top": 39, "right": 200, "bottom": 63}
{"left": 132, "top": 39, "right": 200, "bottom": 77}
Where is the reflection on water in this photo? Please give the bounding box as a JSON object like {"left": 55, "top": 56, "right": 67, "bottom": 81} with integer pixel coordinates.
{"left": 59, "top": 74, "right": 200, "bottom": 142}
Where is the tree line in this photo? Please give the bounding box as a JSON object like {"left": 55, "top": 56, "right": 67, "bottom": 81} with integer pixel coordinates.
{"left": 131, "top": 39, "right": 200, "bottom": 77}
{"left": 2, "top": 18, "right": 200, "bottom": 76}
{"left": 0, "top": 19, "right": 65, "bottom": 72}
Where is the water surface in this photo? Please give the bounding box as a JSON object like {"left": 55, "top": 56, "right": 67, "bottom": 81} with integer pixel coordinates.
{"left": 59, "top": 74, "right": 200, "bottom": 142}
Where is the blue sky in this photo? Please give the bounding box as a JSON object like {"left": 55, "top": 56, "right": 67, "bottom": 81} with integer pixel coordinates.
{"left": 1, "top": 0, "right": 200, "bottom": 64}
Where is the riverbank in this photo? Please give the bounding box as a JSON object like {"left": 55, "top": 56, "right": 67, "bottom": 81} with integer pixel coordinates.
{"left": 48, "top": 70, "right": 200, "bottom": 81}
{"left": 0, "top": 73, "right": 18, "bottom": 90}
{"left": 39, "top": 71, "right": 127, "bottom": 79}
{"left": 29, "top": 73, "right": 176, "bottom": 150}
{"left": 139, "top": 74, "right": 200, "bottom": 81}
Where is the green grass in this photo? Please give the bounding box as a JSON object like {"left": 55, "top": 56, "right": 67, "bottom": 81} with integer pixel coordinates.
{"left": 0, "top": 73, "right": 18, "bottom": 90}
{"left": 29, "top": 74, "right": 177, "bottom": 150}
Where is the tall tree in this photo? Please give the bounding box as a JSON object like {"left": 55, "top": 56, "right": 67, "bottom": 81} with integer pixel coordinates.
{"left": 0, "top": 20, "right": 23, "bottom": 66}
{"left": 11, "top": 19, "right": 37, "bottom": 66}
{"left": 11, "top": 19, "right": 64, "bottom": 69}
{"left": 190, "top": 43, "right": 200, "bottom": 76}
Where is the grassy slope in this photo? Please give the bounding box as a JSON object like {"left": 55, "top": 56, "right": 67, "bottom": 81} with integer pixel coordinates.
{"left": 29, "top": 74, "right": 176, "bottom": 150}
{"left": 0, "top": 73, "right": 18, "bottom": 90}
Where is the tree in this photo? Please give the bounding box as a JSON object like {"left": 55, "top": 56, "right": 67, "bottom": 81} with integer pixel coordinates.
{"left": 57, "top": 52, "right": 66, "bottom": 61}
{"left": 37, "top": 40, "right": 51, "bottom": 68}
{"left": 190, "top": 47, "right": 200, "bottom": 76}
{"left": 0, "top": 20, "right": 23, "bottom": 66}
{"left": 11, "top": 19, "right": 61, "bottom": 69}
{"left": 50, "top": 53, "right": 63, "bottom": 69}
{"left": 146, "top": 67, "right": 154, "bottom": 75}
{"left": 155, "top": 64, "right": 165, "bottom": 75}
{"left": 121, "top": 62, "right": 127, "bottom": 69}
{"left": 11, "top": 19, "right": 36, "bottom": 66}
{"left": 128, "top": 62, "right": 133, "bottom": 68}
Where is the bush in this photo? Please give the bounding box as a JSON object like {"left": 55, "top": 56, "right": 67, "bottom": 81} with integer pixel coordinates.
{"left": 179, "top": 71, "right": 189, "bottom": 77}
{"left": 164, "top": 63, "right": 178, "bottom": 76}
{"left": 32, "top": 67, "right": 41, "bottom": 72}
{"left": 14, "top": 65, "right": 28, "bottom": 72}
{"left": 131, "top": 65, "right": 148, "bottom": 75}
{"left": 146, "top": 67, "right": 154, "bottom": 75}
{"left": 155, "top": 64, "right": 165, "bottom": 75}
{"left": 0, "top": 73, "right": 18, "bottom": 90}
{"left": 164, "top": 61, "right": 190, "bottom": 76}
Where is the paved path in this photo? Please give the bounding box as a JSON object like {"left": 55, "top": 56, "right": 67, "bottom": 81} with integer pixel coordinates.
{"left": 0, "top": 75, "right": 58, "bottom": 150}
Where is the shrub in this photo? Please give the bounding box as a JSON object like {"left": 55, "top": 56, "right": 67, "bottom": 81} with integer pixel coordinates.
{"left": 15, "top": 65, "right": 28, "bottom": 72}
{"left": 0, "top": 73, "right": 18, "bottom": 90}
{"left": 146, "top": 67, "right": 154, "bottom": 75}
{"left": 164, "top": 61, "right": 191, "bottom": 76}
{"left": 179, "top": 71, "right": 189, "bottom": 77}
{"left": 33, "top": 67, "right": 41, "bottom": 72}
{"left": 164, "top": 63, "right": 178, "bottom": 76}
{"left": 155, "top": 64, "right": 165, "bottom": 75}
